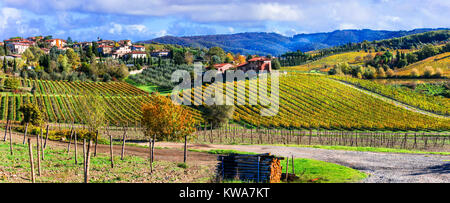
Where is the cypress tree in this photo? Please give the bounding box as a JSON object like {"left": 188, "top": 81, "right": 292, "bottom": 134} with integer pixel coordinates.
{"left": 3, "top": 59, "right": 7, "bottom": 73}
{"left": 13, "top": 58, "right": 17, "bottom": 73}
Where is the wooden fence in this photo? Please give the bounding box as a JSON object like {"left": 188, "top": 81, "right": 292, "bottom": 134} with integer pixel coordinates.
{"left": 3, "top": 121, "right": 449, "bottom": 151}
{"left": 192, "top": 123, "right": 450, "bottom": 151}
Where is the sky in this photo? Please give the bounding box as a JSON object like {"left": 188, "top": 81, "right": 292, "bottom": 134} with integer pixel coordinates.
{"left": 0, "top": 0, "right": 449, "bottom": 42}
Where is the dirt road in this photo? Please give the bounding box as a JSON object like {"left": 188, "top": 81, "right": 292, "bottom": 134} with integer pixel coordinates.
{"left": 155, "top": 142, "right": 450, "bottom": 183}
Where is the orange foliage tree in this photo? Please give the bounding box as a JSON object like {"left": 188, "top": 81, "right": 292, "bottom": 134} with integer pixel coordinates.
{"left": 141, "top": 93, "right": 197, "bottom": 141}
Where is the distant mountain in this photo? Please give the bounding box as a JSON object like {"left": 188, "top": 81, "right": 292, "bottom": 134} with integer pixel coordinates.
{"left": 139, "top": 28, "right": 449, "bottom": 55}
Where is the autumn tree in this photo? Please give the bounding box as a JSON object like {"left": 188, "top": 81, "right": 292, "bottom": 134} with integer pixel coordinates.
{"left": 78, "top": 92, "right": 106, "bottom": 136}
{"left": 225, "top": 53, "right": 234, "bottom": 63}
{"left": 66, "top": 48, "right": 81, "bottom": 70}
{"left": 141, "top": 93, "right": 197, "bottom": 142}
{"left": 19, "top": 103, "right": 43, "bottom": 126}
{"left": 203, "top": 104, "right": 235, "bottom": 128}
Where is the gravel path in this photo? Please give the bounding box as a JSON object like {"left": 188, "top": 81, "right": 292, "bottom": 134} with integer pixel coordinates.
{"left": 156, "top": 142, "right": 450, "bottom": 183}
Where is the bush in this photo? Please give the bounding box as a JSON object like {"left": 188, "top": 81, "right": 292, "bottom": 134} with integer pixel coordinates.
{"left": 386, "top": 68, "right": 395, "bottom": 77}
{"left": 423, "top": 66, "right": 434, "bottom": 78}
{"left": 377, "top": 68, "right": 386, "bottom": 78}
{"left": 3, "top": 77, "right": 20, "bottom": 90}
{"left": 434, "top": 68, "right": 443, "bottom": 78}
{"left": 410, "top": 68, "right": 420, "bottom": 77}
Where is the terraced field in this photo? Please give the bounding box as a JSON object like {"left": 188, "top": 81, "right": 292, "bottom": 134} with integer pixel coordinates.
{"left": 395, "top": 52, "right": 450, "bottom": 77}
{"left": 187, "top": 73, "right": 449, "bottom": 131}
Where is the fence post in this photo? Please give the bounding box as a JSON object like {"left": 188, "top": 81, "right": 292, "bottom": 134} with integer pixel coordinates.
{"left": 27, "top": 138, "right": 35, "bottom": 183}
{"left": 184, "top": 134, "right": 187, "bottom": 163}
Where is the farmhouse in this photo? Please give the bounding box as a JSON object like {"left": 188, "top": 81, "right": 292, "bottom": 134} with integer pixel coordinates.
{"left": 46, "top": 39, "right": 66, "bottom": 49}
{"left": 6, "top": 42, "right": 30, "bottom": 54}
{"left": 73, "top": 42, "right": 92, "bottom": 49}
{"left": 128, "top": 51, "right": 147, "bottom": 59}
{"left": 132, "top": 45, "right": 146, "bottom": 52}
{"left": 118, "top": 40, "right": 132, "bottom": 46}
{"left": 98, "top": 45, "right": 114, "bottom": 55}
{"left": 213, "top": 63, "right": 234, "bottom": 73}
{"left": 151, "top": 49, "right": 170, "bottom": 57}
{"left": 113, "top": 46, "right": 132, "bottom": 58}
{"left": 237, "top": 57, "right": 272, "bottom": 72}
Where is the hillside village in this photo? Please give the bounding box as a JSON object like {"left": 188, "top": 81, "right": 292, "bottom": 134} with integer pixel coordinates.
{"left": 1, "top": 36, "right": 275, "bottom": 74}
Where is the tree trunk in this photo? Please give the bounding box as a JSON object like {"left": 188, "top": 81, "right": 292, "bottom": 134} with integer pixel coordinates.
{"left": 110, "top": 135, "right": 114, "bottom": 168}
{"left": 151, "top": 134, "right": 155, "bottom": 173}
{"left": 183, "top": 134, "right": 187, "bottom": 163}
{"left": 83, "top": 139, "right": 86, "bottom": 171}
{"left": 74, "top": 131, "right": 78, "bottom": 164}
{"left": 121, "top": 127, "right": 127, "bottom": 160}
{"left": 67, "top": 127, "right": 74, "bottom": 154}
{"left": 36, "top": 132, "right": 41, "bottom": 176}
{"left": 94, "top": 130, "right": 98, "bottom": 157}
{"left": 149, "top": 137, "right": 152, "bottom": 173}
{"left": 44, "top": 124, "right": 49, "bottom": 149}
{"left": 84, "top": 140, "right": 91, "bottom": 183}
{"left": 27, "top": 138, "right": 35, "bottom": 183}
{"left": 40, "top": 126, "right": 45, "bottom": 160}
{"left": 3, "top": 119, "right": 9, "bottom": 141}
{"left": 106, "top": 125, "right": 114, "bottom": 168}
{"left": 22, "top": 122, "right": 29, "bottom": 145}
{"left": 9, "top": 124, "right": 13, "bottom": 155}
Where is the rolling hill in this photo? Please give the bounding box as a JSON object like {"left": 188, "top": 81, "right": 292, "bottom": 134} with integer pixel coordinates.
{"left": 140, "top": 28, "right": 448, "bottom": 55}
{"left": 395, "top": 52, "right": 450, "bottom": 77}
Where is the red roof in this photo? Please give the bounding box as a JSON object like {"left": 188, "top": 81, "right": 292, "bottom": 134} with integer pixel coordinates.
{"left": 248, "top": 57, "right": 271, "bottom": 62}
{"left": 237, "top": 62, "right": 248, "bottom": 67}
{"left": 214, "top": 63, "right": 233, "bottom": 68}
{"left": 133, "top": 45, "right": 144, "bottom": 48}
{"left": 99, "top": 45, "right": 113, "bottom": 48}
{"left": 130, "top": 51, "right": 146, "bottom": 54}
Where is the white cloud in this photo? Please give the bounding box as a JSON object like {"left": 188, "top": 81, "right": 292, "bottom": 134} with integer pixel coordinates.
{"left": 0, "top": 7, "right": 21, "bottom": 30}
{"left": 339, "top": 23, "right": 357, "bottom": 30}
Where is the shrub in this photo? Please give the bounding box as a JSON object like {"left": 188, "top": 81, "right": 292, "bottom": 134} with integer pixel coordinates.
{"left": 3, "top": 77, "right": 20, "bottom": 90}
{"left": 386, "top": 68, "right": 395, "bottom": 77}
{"left": 377, "top": 67, "right": 386, "bottom": 78}
{"left": 434, "top": 68, "right": 443, "bottom": 78}
{"left": 423, "top": 66, "right": 434, "bottom": 78}
{"left": 410, "top": 68, "right": 420, "bottom": 77}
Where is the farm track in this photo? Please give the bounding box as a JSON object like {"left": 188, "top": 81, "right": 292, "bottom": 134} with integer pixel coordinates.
{"left": 333, "top": 79, "right": 449, "bottom": 119}
{"left": 4, "top": 130, "right": 218, "bottom": 166}
{"left": 154, "top": 142, "right": 450, "bottom": 183}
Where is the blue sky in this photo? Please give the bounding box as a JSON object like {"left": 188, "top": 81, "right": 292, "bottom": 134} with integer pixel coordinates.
{"left": 1, "top": 0, "right": 449, "bottom": 42}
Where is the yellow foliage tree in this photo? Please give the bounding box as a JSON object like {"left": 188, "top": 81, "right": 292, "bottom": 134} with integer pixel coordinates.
{"left": 236, "top": 54, "right": 246, "bottom": 65}
{"left": 141, "top": 93, "right": 197, "bottom": 141}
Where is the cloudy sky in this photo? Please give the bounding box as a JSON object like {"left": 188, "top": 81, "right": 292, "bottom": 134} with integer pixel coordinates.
{"left": 1, "top": 0, "right": 449, "bottom": 42}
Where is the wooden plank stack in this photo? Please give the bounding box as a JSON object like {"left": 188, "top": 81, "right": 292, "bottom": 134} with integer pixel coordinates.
{"left": 217, "top": 153, "right": 283, "bottom": 183}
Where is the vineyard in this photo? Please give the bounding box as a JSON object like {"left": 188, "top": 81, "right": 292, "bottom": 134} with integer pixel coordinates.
{"left": 0, "top": 73, "right": 448, "bottom": 132}
{"left": 332, "top": 75, "right": 450, "bottom": 116}
{"left": 0, "top": 77, "right": 203, "bottom": 126}
{"left": 186, "top": 73, "right": 449, "bottom": 131}
{"left": 281, "top": 51, "right": 371, "bottom": 72}
{"left": 395, "top": 52, "right": 450, "bottom": 77}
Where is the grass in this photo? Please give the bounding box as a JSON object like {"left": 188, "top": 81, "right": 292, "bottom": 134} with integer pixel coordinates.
{"left": 280, "top": 157, "right": 367, "bottom": 183}
{"left": 0, "top": 142, "right": 213, "bottom": 183}
{"left": 258, "top": 144, "right": 450, "bottom": 155}
{"left": 193, "top": 149, "right": 367, "bottom": 183}
{"left": 135, "top": 85, "right": 172, "bottom": 96}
